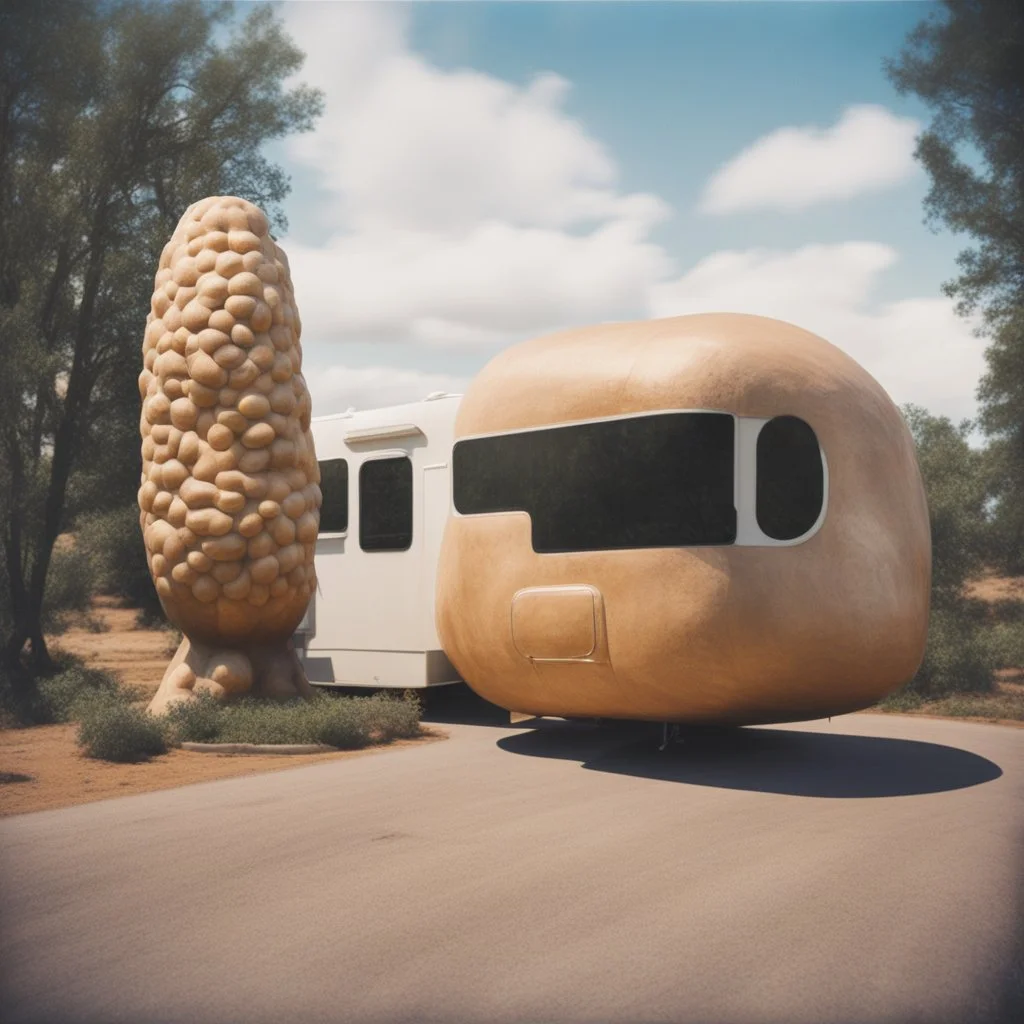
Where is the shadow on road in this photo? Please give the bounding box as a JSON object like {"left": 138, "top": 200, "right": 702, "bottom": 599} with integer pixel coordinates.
{"left": 420, "top": 683, "right": 523, "bottom": 727}
{"left": 497, "top": 719, "right": 1004, "bottom": 798}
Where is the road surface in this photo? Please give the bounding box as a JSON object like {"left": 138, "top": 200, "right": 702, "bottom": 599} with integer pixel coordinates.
{"left": 1, "top": 708, "right": 1021, "bottom": 1024}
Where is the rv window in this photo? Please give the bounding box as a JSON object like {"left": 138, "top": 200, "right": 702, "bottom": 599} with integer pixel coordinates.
{"left": 318, "top": 459, "right": 349, "bottom": 533}
{"left": 756, "top": 416, "right": 824, "bottom": 540}
{"left": 360, "top": 456, "right": 413, "bottom": 551}
{"left": 453, "top": 412, "right": 736, "bottom": 553}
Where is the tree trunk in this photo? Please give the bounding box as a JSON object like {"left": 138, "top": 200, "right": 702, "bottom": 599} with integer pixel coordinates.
{"left": 5, "top": 206, "right": 109, "bottom": 678}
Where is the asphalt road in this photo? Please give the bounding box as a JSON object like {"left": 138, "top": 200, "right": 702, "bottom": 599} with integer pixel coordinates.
{"left": 1, "top": 706, "right": 1022, "bottom": 1024}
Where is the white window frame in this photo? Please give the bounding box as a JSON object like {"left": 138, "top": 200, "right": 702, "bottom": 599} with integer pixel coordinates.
{"left": 451, "top": 408, "right": 829, "bottom": 549}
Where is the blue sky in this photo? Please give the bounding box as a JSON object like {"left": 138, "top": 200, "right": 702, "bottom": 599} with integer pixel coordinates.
{"left": 257, "top": 1, "right": 983, "bottom": 421}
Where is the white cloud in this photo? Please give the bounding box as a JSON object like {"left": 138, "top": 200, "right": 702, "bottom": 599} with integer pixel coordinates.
{"left": 288, "top": 211, "right": 670, "bottom": 348}
{"left": 699, "top": 105, "right": 921, "bottom": 214}
{"left": 306, "top": 364, "right": 471, "bottom": 416}
{"left": 278, "top": 7, "right": 979, "bottom": 422}
{"left": 649, "top": 242, "right": 984, "bottom": 422}
{"left": 280, "top": 3, "right": 669, "bottom": 347}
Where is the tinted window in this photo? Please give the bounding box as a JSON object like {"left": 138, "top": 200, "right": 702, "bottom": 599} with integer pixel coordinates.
{"left": 318, "top": 459, "right": 348, "bottom": 533}
{"left": 756, "top": 416, "right": 824, "bottom": 540}
{"left": 360, "top": 457, "right": 413, "bottom": 551}
{"left": 453, "top": 412, "right": 736, "bottom": 553}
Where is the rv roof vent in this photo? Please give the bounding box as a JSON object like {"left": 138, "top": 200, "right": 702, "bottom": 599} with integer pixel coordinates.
{"left": 343, "top": 423, "right": 425, "bottom": 444}
{"left": 425, "top": 391, "right": 449, "bottom": 401}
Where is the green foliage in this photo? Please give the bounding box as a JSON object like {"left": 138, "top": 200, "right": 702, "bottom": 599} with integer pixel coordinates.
{"left": 910, "top": 605, "right": 996, "bottom": 696}
{"left": 0, "top": 650, "right": 126, "bottom": 727}
{"left": 38, "top": 660, "right": 131, "bottom": 724}
{"left": 162, "top": 690, "right": 223, "bottom": 743}
{"left": 986, "top": 620, "right": 1024, "bottom": 670}
{"left": 215, "top": 696, "right": 371, "bottom": 748}
{"left": 978, "top": 322, "right": 1024, "bottom": 572}
{"left": 879, "top": 684, "right": 1024, "bottom": 723}
{"left": 0, "top": 0, "right": 322, "bottom": 676}
{"left": 76, "top": 697, "right": 167, "bottom": 763}
{"left": 163, "top": 691, "right": 424, "bottom": 749}
{"left": 902, "top": 405, "right": 989, "bottom": 608}
{"left": 39, "top": 543, "right": 94, "bottom": 634}
{"left": 74, "top": 505, "right": 162, "bottom": 619}
{"left": 886, "top": 2, "right": 1024, "bottom": 573}
{"left": 897, "top": 405, "right": 998, "bottom": 696}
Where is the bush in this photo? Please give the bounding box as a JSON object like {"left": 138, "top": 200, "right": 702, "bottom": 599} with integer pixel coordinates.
{"left": 74, "top": 505, "right": 163, "bottom": 620}
{"left": 902, "top": 405, "right": 990, "bottom": 608}
{"left": 37, "top": 660, "right": 129, "bottom": 723}
{"left": 0, "top": 666, "right": 53, "bottom": 729}
{"left": 165, "top": 690, "right": 424, "bottom": 749}
{"left": 986, "top": 620, "right": 1024, "bottom": 670}
{"left": 41, "top": 542, "right": 94, "bottom": 635}
{"left": 163, "top": 690, "right": 223, "bottom": 743}
{"left": 0, "top": 652, "right": 127, "bottom": 727}
{"left": 76, "top": 696, "right": 167, "bottom": 762}
{"left": 906, "top": 605, "right": 996, "bottom": 696}
{"left": 363, "top": 690, "right": 423, "bottom": 740}
{"left": 212, "top": 695, "right": 371, "bottom": 748}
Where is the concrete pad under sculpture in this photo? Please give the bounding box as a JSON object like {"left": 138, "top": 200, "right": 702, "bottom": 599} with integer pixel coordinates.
{"left": 139, "top": 197, "right": 320, "bottom": 713}
{"left": 436, "top": 313, "right": 932, "bottom": 725}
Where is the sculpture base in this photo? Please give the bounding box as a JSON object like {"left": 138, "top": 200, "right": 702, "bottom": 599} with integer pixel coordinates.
{"left": 148, "top": 635, "right": 314, "bottom": 715}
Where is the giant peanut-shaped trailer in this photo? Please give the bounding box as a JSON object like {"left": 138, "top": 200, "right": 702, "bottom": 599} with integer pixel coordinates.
{"left": 300, "top": 313, "right": 931, "bottom": 726}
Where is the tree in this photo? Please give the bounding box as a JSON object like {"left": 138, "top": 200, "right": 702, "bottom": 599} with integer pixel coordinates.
{"left": 885, "top": 0, "right": 1024, "bottom": 572}
{"left": 902, "top": 404, "right": 994, "bottom": 694}
{"left": 0, "top": 0, "right": 323, "bottom": 696}
{"left": 902, "top": 405, "right": 988, "bottom": 608}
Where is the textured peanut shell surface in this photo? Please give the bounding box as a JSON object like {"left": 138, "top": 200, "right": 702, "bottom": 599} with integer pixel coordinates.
{"left": 436, "top": 313, "right": 932, "bottom": 725}
{"left": 138, "top": 197, "right": 320, "bottom": 711}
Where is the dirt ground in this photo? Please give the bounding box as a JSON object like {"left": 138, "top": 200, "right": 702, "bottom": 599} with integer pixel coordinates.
{"left": 55, "top": 597, "right": 174, "bottom": 700}
{"left": 0, "top": 599, "right": 444, "bottom": 818}
{"left": 966, "top": 571, "right": 1024, "bottom": 603}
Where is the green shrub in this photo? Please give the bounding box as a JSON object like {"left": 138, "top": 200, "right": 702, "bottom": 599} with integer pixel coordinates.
{"left": 303, "top": 697, "right": 374, "bottom": 749}
{"left": 877, "top": 690, "right": 926, "bottom": 713}
{"left": 76, "top": 696, "right": 167, "bottom": 762}
{"left": 0, "top": 665, "right": 53, "bottom": 728}
{"left": 364, "top": 691, "right": 423, "bottom": 740}
{"left": 74, "top": 505, "right": 163, "bottom": 619}
{"left": 37, "top": 660, "right": 129, "bottom": 723}
{"left": 41, "top": 543, "right": 94, "bottom": 634}
{"left": 0, "top": 652, "right": 127, "bottom": 727}
{"left": 907, "top": 605, "right": 996, "bottom": 696}
{"left": 59, "top": 686, "right": 424, "bottom": 755}
{"left": 163, "top": 691, "right": 223, "bottom": 743}
{"left": 201, "top": 691, "right": 423, "bottom": 748}
{"left": 214, "top": 697, "right": 313, "bottom": 745}
{"left": 986, "top": 620, "right": 1024, "bottom": 669}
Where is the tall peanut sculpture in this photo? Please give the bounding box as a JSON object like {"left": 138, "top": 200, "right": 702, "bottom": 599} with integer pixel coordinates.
{"left": 139, "top": 196, "right": 320, "bottom": 714}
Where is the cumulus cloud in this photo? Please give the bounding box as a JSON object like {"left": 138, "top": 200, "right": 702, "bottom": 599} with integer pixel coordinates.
{"left": 280, "top": 3, "right": 669, "bottom": 348}
{"left": 277, "top": 7, "right": 979, "bottom": 422}
{"left": 649, "top": 242, "right": 984, "bottom": 421}
{"left": 699, "top": 105, "right": 921, "bottom": 214}
{"left": 306, "top": 364, "right": 471, "bottom": 416}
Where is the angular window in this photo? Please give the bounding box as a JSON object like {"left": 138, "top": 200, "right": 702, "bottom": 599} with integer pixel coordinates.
{"left": 360, "top": 456, "right": 413, "bottom": 551}
{"left": 756, "top": 416, "right": 824, "bottom": 540}
{"left": 318, "top": 458, "right": 348, "bottom": 534}
{"left": 453, "top": 412, "right": 736, "bottom": 553}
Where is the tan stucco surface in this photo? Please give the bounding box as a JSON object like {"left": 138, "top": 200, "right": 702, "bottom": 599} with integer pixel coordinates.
{"left": 138, "top": 197, "right": 320, "bottom": 710}
{"left": 436, "top": 314, "right": 931, "bottom": 724}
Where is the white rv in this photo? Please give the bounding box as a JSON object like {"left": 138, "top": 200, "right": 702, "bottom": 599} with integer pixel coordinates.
{"left": 294, "top": 392, "right": 463, "bottom": 690}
